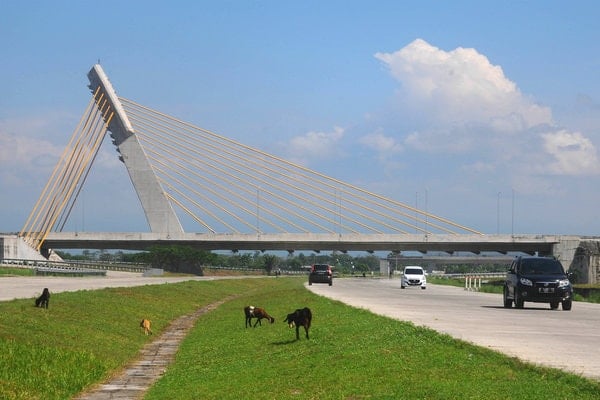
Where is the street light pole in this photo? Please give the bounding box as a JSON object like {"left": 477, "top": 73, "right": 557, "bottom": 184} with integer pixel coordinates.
{"left": 497, "top": 192, "right": 501, "bottom": 234}
{"left": 511, "top": 189, "right": 515, "bottom": 236}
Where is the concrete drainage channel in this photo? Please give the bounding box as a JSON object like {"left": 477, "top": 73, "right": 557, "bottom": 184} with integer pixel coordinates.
{"left": 73, "top": 297, "right": 236, "bottom": 400}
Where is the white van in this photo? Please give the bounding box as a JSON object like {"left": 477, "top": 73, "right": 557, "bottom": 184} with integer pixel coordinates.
{"left": 401, "top": 266, "right": 427, "bottom": 289}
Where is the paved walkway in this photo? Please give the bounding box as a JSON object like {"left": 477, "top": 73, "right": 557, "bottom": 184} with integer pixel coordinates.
{"left": 72, "top": 297, "right": 233, "bottom": 400}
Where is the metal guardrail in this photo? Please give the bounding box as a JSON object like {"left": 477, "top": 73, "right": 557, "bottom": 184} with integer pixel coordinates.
{"left": 0, "top": 258, "right": 148, "bottom": 274}
{"left": 34, "top": 267, "right": 106, "bottom": 277}
{"left": 462, "top": 273, "right": 505, "bottom": 291}
{"left": 429, "top": 272, "right": 505, "bottom": 291}
{"left": 1, "top": 258, "right": 310, "bottom": 276}
{"left": 441, "top": 272, "right": 506, "bottom": 279}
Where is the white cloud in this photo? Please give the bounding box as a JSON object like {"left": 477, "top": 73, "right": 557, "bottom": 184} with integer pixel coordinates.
{"left": 359, "top": 130, "right": 402, "bottom": 154}
{"left": 542, "top": 129, "right": 600, "bottom": 175}
{"left": 0, "top": 119, "right": 124, "bottom": 191}
{"left": 0, "top": 131, "right": 61, "bottom": 171}
{"left": 375, "top": 39, "right": 552, "bottom": 129}
{"left": 0, "top": 112, "right": 83, "bottom": 180}
{"left": 373, "top": 38, "right": 600, "bottom": 177}
{"left": 404, "top": 126, "right": 476, "bottom": 154}
{"left": 460, "top": 161, "right": 495, "bottom": 174}
{"left": 286, "top": 126, "right": 345, "bottom": 163}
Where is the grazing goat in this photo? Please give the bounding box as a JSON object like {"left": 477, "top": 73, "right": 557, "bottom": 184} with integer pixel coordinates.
{"left": 284, "top": 307, "right": 312, "bottom": 340}
{"left": 35, "top": 288, "right": 50, "bottom": 309}
{"left": 140, "top": 319, "right": 152, "bottom": 335}
{"left": 244, "top": 305, "right": 275, "bottom": 328}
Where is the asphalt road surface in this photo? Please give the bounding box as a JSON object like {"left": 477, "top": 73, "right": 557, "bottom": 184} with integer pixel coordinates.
{"left": 3, "top": 273, "right": 599, "bottom": 380}
{"left": 0, "top": 271, "right": 217, "bottom": 302}
{"left": 307, "top": 277, "right": 600, "bottom": 380}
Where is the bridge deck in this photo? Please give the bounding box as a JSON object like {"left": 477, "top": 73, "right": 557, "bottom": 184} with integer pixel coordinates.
{"left": 40, "top": 232, "right": 575, "bottom": 254}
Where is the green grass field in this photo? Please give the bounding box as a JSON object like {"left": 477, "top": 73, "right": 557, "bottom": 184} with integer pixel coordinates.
{"left": 0, "top": 267, "right": 34, "bottom": 276}
{"left": 1, "top": 277, "right": 599, "bottom": 399}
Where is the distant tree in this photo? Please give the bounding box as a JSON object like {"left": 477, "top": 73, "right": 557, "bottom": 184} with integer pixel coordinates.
{"left": 55, "top": 250, "right": 88, "bottom": 261}
{"left": 356, "top": 264, "right": 369, "bottom": 273}
{"left": 297, "top": 253, "right": 308, "bottom": 266}
{"left": 226, "top": 254, "right": 242, "bottom": 269}
{"left": 355, "top": 254, "right": 381, "bottom": 271}
{"left": 262, "top": 254, "right": 279, "bottom": 275}
{"left": 145, "top": 245, "right": 216, "bottom": 275}
{"left": 121, "top": 251, "right": 148, "bottom": 263}
{"left": 213, "top": 253, "right": 230, "bottom": 267}
{"left": 240, "top": 253, "right": 253, "bottom": 268}
{"left": 98, "top": 250, "right": 112, "bottom": 262}
{"left": 285, "top": 256, "right": 302, "bottom": 270}
{"left": 113, "top": 251, "right": 125, "bottom": 262}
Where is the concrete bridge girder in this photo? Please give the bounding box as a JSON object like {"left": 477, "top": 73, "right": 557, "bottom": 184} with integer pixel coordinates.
{"left": 37, "top": 232, "right": 573, "bottom": 255}
{"left": 3, "top": 233, "right": 600, "bottom": 283}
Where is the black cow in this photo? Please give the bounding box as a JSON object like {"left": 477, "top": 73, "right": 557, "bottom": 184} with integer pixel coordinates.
{"left": 35, "top": 288, "right": 50, "bottom": 309}
{"left": 283, "top": 307, "right": 312, "bottom": 340}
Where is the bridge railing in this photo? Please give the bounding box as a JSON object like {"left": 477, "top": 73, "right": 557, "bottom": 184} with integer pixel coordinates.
{"left": 463, "top": 273, "right": 505, "bottom": 291}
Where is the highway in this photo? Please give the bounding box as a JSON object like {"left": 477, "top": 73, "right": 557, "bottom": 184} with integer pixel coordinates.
{"left": 307, "top": 277, "right": 600, "bottom": 381}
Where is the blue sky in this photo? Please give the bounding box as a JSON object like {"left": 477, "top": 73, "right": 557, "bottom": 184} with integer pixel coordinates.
{"left": 1, "top": 1, "right": 599, "bottom": 236}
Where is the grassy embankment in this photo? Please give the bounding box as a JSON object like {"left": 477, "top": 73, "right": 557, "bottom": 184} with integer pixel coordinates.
{"left": 1, "top": 276, "right": 599, "bottom": 399}
{"left": 0, "top": 267, "right": 34, "bottom": 276}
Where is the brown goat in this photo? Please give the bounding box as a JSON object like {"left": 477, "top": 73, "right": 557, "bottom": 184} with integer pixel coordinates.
{"left": 140, "top": 319, "right": 152, "bottom": 335}
{"left": 244, "top": 306, "right": 275, "bottom": 328}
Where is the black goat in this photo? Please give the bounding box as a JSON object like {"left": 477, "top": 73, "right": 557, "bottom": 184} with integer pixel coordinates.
{"left": 35, "top": 288, "right": 50, "bottom": 309}
{"left": 283, "top": 307, "right": 312, "bottom": 340}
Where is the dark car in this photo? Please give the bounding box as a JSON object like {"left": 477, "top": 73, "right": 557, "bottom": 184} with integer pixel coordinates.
{"left": 503, "top": 256, "right": 572, "bottom": 310}
{"left": 309, "top": 264, "right": 333, "bottom": 286}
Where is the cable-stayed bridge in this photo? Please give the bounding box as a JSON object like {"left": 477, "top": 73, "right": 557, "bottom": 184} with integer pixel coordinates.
{"left": 4, "top": 64, "right": 598, "bottom": 276}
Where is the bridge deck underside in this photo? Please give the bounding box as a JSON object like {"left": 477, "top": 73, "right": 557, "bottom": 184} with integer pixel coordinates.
{"left": 42, "top": 233, "right": 560, "bottom": 255}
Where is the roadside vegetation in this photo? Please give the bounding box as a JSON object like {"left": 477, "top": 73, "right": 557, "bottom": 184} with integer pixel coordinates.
{"left": 571, "top": 284, "right": 600, "bottom": 303}
{"left": 0, "top": 267, "right": 34, "bottom": 276}
{"left": 1, "top": 277, "right": 599, "bottom": 399}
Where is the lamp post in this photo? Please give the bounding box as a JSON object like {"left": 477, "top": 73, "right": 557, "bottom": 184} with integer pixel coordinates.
{"left": 256, "top": 187, "right": 260, "bottom": 234}
{"left": 425, "top": 188, "right": 428, "bottom": 234}
{"left": 415, "top": 192, "right": 419, "bottom": 233}
{"left": 511, "top": 189, "right": 515, "bottom": 236}
{"left": 497, "top": 192, "right": 501, "bottom": 234}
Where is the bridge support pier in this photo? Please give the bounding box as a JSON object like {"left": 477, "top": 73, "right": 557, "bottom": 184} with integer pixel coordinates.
{"left": 564, "top": 240, "right": 600, "bottom": 284}
{"left": 1, "top": 235, "right": 49, "bottom": 261}
{"left": 551, "top": 237, "right": 581, "bottom": 269}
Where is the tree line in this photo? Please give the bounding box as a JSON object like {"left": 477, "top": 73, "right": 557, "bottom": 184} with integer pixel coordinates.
{"left": 55, "top": 247, "right": 381, "bottom": 276}
{"left": 55, "top": 247, "right": 509, "bottom": 276}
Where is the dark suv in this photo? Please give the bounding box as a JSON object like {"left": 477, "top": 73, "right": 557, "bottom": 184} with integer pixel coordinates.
{"left": 503, "top": 256, "right": 572, "bottom": 310}
{"left": 309, "top": 264, "right": 333, "bottom": 286}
